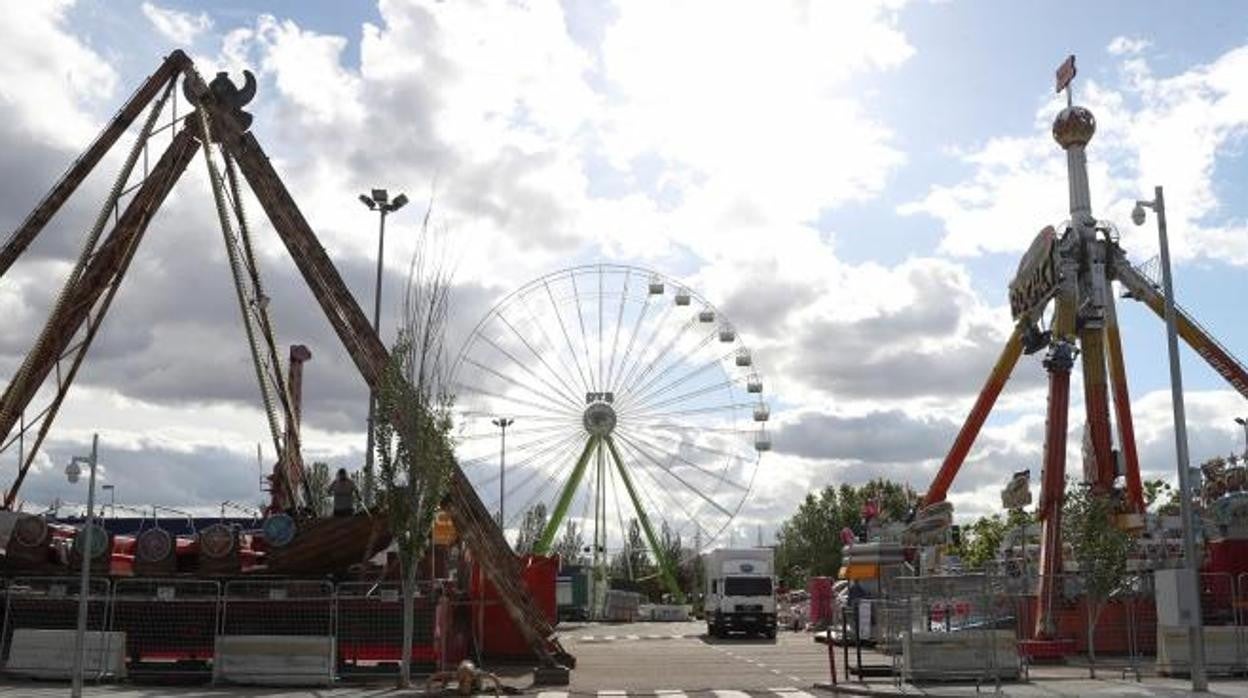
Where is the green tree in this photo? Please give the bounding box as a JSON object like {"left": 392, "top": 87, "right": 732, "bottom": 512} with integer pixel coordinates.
{"left": 611, "top": 519, "right": 654, "bottom": 590}
{"left": 304, "top": 461, "right": 332, "bottom": 516}
{"left": 373, "top": 202, "right": 456, "bottom": 689}
{"left": 954, "top": 509, "right": 1034, "bottom": 570}
{"left": 774, "top": 478, "right": 917, "bottom": 589}
{"left": 1063, "top": 484, "right": 1133, "bottom": 676}
{"left": 514, "top": 503, "right": 548, "bottom": 555}
{"left": 551, "top": 521, "right": 586, "bottom": 565}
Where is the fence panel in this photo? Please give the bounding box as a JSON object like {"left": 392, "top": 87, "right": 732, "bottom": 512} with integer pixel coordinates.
{"left": 890, "top": 574, "right": 1020, "bottom": 685}
{"left": 2, "top": 576, "right": 114, "bottom": 678}
{"left": 335, "top": 581, "right": 436, "bottom": 678}
{"left": 1197, "top": 572, "right": 1243, "bottom": 674}
{"left": 111, "top": 578, "right": 220, "bottom": 679}
{"left": 221, "top": 579, "right": 335, "bottom": 637}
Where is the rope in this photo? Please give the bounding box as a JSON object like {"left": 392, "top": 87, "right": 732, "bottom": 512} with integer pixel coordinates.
{"left": 193, "top": 105, "right": 284, "bottom": 460}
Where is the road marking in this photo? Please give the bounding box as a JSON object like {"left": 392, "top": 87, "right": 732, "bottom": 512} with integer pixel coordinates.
{"left": 771, "top": 691, "right": 814, "bottom": 698}
{"left": 536, "top": 692, "right": 568, "bottom": 698}
{"left": 712, "top": 691, "right": 751, "bottom": 698}
{"left": 598, "top": 691, "right": 627, "bottom": 697}
{"left": 604, "top": 635, "right": 618, "bottom": 641}
{"left": 627, "top": 634, "right": 640, "bottom": 640}
{"left": 653, "top": 691, "right": 687, "bottom": 697}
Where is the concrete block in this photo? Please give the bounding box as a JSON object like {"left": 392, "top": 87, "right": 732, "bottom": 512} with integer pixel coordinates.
{"left": 1156, "top": 625, "right": 1243, "bottom": 676}
{"left": 5, "top": 628, "right": 127, "bottom": 680}
{"left": 213, "top": 635, "right": 335, "bottom": 686}
{"left": 903, "top": 629, "right": 1020, "bottom": 681}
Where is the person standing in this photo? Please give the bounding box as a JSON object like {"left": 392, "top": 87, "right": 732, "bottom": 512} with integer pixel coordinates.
{"left": 328, "top": 468, "right": 359, "bottom": 517}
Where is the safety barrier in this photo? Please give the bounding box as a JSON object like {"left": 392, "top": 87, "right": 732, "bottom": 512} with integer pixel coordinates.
{"left": 2, "top": 577, "right": 116, "bottom": 679}
{"left": 217, "top": 579, "right": 337, "bottom": 686}
{"left": 111, "top": 578, "right": 220, "bottom": 678}
{"left": 335, "top": 581, "right": 436, "bottom": 677}
{"left": 888, "top": 574, "right": 1020, "bottom": 687}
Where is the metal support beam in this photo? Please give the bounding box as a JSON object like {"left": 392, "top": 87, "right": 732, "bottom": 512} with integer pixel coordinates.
{"left": 923, "top": 325, "right": 1024, "bottom": 506}
{"left": 603, "top": 435, "right": 685, "bottom": 603}
{"left": 0, "top": 51, "right": 190, "bottom": 280}
{"left": 534, "top": 436, "right": 600, "bottom": 554}
{"left": 1104, "top": 291, "right": 1144, "bottom": 514}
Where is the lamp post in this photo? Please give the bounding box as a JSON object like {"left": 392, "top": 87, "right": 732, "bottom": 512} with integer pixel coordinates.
{"left": 358, "top": 188, "right": 409, "bottom": 483}
{"left": 66, "top": 434, "right": 99, "bottom": 698}
{"left": 492, "top": 417, "right": 514, "bottom": 528}
{"left": 1133, "top": 186, "right": 1208, "bottom": 691}
{"left": 1235, "top": 417, "right": 1248, "bottom": 458}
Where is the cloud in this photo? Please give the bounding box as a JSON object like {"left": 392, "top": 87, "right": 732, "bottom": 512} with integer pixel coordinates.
{"left": 141, "top": 2, "right": 213, "bottom": 46}
{"left": 1107, "top": 36, "right": 1150, "bottom": 57}
{"left": 901, "top": 44, "right": 1248, "bottom": 266}
{"left": 775, "top": 409, "right": 956, "bottom": 462}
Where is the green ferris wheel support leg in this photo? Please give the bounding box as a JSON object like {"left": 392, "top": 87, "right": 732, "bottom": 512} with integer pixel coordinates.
{"left": 534, "top": 435, "right": 600, "bottom": 554}
{"left": 603, "top": 435, "right": 685, "bottom": 603}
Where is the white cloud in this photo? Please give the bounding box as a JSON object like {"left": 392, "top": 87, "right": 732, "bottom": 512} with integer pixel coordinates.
{"left": 901, "top": 45, "right": 1248, "bottom": 266}
{"left": 141, "top": 2, "right": 213, "bottom": 46}
{"left": 0, "top": 0, "right": 117, "bottom": 147}
{"left": 1107, "top": 36, "right": 1150, "bottom": 57}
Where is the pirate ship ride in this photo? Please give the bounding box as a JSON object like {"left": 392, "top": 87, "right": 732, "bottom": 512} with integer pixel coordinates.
{"left": 0, "top": 48, "right": 570, "bottom": 669}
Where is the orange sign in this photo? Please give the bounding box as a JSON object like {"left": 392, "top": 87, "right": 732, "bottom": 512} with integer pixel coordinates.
{"left": 432, "top": 510, "right": 457, "bottom": 545}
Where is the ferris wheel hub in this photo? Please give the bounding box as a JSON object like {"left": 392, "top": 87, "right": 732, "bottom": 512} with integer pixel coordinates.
{"left": 582, "top": 401, "right": 617, "bottom": 437}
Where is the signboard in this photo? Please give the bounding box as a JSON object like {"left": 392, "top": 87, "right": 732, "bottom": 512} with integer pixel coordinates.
{"left": 433, "top": 509, "right": 457, "bottom": 545}
{"left": 1055, "top": 55, "right": 1076, "bottom": 94}
{"left": 1008, "top": 226, "right": 1059, "bottom": 320}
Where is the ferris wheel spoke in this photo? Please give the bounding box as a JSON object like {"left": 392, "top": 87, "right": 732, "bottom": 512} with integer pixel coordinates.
{"left": 609, "top": 293, "right": 652, "bottom": 395}
{"left": 604, "top": 447, "right": 635, "bottom": 579}
{"left": 635, "top": 402, "right": 758, "bottom": 420}
{"left": 458, "top": 421, "right": 571, "bottom": 443}
{"left": 602, "top": 435, "right": 683, "bottom": 597}
{"left": 544, "top": 279, "right": 592, "bottom": 393}
{"left": 515, "top": 291, "right": 591, "bottom": 400}
{"left": 569, "top": 271, "right": 597, "bottom": 390}
{"left": 502, "top": 438, "right": 582, "bottom": 530}
{"left": 477, "top": 431, "right": 581, "bottom": 496}
{"left": 612, "top": 300, "right": 673, "bottom": 396}
{"left": 455, "top": 360, "right": 580, "bottom": 416}
{"left": 627, "top": 440, "right": 718, "bottom": 546}
{"left": 612, "top": 430, "right": 734, "bottom": 519}
{"left": 618, "top": 346, "right": 738, "bottom": 414}
{"left": 613, "top": 426, "right": 750, "bottom": 492}
{"left": 494, "top": 311, "right": 586, "bottom": 408}
{"left": 604, "top": 269, "right": 630, "bottom": 393}
{"left": 617, "top": 329, "right": 719, "bottom": 411}
{"left": 459, "top": 429, "right": 577, "bottom": 469}
{"left": 616, "top": 315, "right": 701, "bottom": 400}
{"left": 534, "top": 435, "right": 601, "bottom": 553}
{"left": 459, "top": 410, "right": 576, "bottom": 424}
{"left": 622, "top": 378, "right": 738, "bottom": 418}
{"left": 619, "top": 426, "right": 754, "bottom": 466}
{"left": 476, "top": 330, "right": 583, "bottom": 411}
{"left": 598, "top": 266, "right": 605, "bottom": 397}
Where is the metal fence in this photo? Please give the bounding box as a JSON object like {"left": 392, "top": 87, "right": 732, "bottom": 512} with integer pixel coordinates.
{"left": 0, "top": 577, "right": 447, "bottom": 683}
{"left": 111, "top": 578, "right": 220, "bottom": 678}
{"left": 336, "top": 581, "right": 436, "bottom": 677}
{"left": 872, "top": 570, "right": 1248, "bottom": 684}
{"left": 2, "top": 577, "right": 114, "bottom": 678}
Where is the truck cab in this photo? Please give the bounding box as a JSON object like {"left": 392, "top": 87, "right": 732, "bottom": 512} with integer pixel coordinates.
{"left": 703, "top": 548, "right": 777, "bottom": 638}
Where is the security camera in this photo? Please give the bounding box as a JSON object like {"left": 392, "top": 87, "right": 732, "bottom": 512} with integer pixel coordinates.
{"left": 1131, "top": 203, "right": 1147, "bottom": 227}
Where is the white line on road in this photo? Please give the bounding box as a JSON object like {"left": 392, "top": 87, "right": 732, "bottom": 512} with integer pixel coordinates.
{"left": 536, "top": 692, "right": 568, "bottom": 698}
{"left": 711, "top": 691, "right": 751, "bottom": 698}
{"left": 627, "top": 634, "right": 640, "bottom": 640}
{"left": 771, "top": 691, "right": 814, "bottom": 698}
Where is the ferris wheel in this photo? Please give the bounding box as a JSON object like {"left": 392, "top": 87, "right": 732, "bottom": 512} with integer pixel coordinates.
{"left": 450, "top": 264, "right": 769, "bottom": 597}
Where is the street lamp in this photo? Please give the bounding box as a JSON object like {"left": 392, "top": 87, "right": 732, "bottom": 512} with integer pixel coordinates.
{"left": 1133, "top": 186, "right": 1208, "bottom": 691}
{"left": 66, "top": 434, "right": 99, "bottom": 698}
{"left": 1235, "top": 417, "right": 1248, "bottom": 458}
{"left": 359, "top": 188, "right": 409, "bottom": 481}
{"left": 492, "top": 417, "right": 514, "bottom": 528}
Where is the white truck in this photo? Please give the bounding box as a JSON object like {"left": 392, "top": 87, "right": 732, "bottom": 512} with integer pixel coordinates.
{"left": 703, "top": 547, "right": 776, "bottom": 638}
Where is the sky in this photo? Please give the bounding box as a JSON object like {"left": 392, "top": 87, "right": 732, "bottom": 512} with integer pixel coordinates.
{"left": 1, "top": 0, "right": 1247, "bottom": 548}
